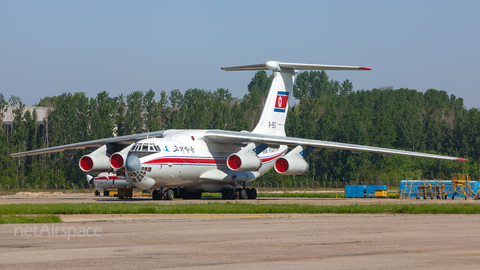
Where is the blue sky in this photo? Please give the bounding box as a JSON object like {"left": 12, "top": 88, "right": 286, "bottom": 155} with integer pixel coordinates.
{"left": 1, "top": 0, "right": 479, "bottom": 108}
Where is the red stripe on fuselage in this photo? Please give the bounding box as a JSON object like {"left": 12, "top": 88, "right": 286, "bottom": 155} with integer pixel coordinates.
{"left": 94, "top": 176, "right": 121, "bottom": 180}
{"left": 144, "top": 157, "right": 226, "bottom": 165}
{"left": 259, "top": 150, "right": 288, "bottom": 163}
{"left": 143, "top": 150, "right": 287, "bottom": 166}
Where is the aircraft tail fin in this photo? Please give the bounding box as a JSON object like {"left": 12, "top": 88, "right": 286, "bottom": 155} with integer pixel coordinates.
{"left": 222, "top": 61, "right": 370, "bottom": 137}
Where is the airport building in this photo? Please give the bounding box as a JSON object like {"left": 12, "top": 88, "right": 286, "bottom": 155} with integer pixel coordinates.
{"left": 1, "top": 105, "right": 51, "bottom": 137}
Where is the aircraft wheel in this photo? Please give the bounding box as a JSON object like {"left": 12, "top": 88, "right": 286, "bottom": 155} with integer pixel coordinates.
{"left": 95, "top": 190, "right": 100, "bottom": 196}
{"left": 226, "top": 188, "right": 234, "bottom": 200}
{"left": 152, "top": 190, "right": 160, "bottom": 200}
{"left": 222, "top": 189, "right": 227, "bottom": 200}
{"left": 235, "top": 189, "right": 240, "bottom": 199}
{"left": 178, "top": 188, "right": 186, "bottom": 199}
{"left": 248, "top": 188, "right": 257, "bottom": 199}
{"left": 239, "top": 189, "right": 247, "bottom": 199}
{"left": 250, "top": 188, "right": 257, "bottom": 199}
{"left": 165, "top": 189, "right": 174, "bottom": 200}
{"left": 173, "top": 188, "right": 180, "bottom": 198}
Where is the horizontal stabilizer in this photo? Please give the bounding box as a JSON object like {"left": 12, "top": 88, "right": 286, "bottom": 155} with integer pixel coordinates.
{"left": 222, "top": 61, "right": 371, "bottom": 73}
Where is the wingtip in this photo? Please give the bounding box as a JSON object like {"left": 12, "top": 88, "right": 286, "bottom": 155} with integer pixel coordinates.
{"left": 359, "top": 67, "right": 371, "bottom": 70}
{"left": 456, "top": 158, "right": 469, "bottom": 161}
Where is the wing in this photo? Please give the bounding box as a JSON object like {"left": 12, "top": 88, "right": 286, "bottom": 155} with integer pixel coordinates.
{"left": 10, "top": 131, "right": 166, "bottom": 157}
{"left": 203, "top": 130, "right": 468, "bottom": 161}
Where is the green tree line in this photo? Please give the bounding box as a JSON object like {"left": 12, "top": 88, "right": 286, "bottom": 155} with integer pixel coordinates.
{"left": 1, "top": 70, "right": 479, "bottom": 189}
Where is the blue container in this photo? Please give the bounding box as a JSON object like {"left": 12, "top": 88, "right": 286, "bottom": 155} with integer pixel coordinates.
{"left": 366, "top": 185, "right": 387, "bottom": 197}
{"left": 346, "top": 185, "right": 366, "bottom": 197}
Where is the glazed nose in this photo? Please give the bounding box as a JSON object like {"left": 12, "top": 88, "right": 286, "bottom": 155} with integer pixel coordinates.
{"left": 125, "top": 156, "right": 141, "bottom": 172}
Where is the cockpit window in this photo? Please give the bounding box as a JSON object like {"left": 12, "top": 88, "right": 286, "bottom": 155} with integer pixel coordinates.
{"left": 135, "top": 144, "right": 142, "bottom": 151}
{"left": 132, "top": 143, "right": 161, "bottom": 152}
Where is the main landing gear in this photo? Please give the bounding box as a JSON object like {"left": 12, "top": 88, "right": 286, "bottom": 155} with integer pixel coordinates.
{"left": 151, "top": 188, "right": 202, "bottom": 200}
{"left": 221, "top": 188, "right": 257, "bottom": 200}
{"left": 150, "top": 184, "right": 257, "bottom": 201}
{"left": 221, "top": 182, "right": 257, "bottom": 200}
{"left": 152, "top": 188, "right": 174, "bottom": 200}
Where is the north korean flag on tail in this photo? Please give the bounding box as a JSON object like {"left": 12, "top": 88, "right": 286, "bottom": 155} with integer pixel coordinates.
{"left": 274, "top": 91, "right": 289, "bottom": 113}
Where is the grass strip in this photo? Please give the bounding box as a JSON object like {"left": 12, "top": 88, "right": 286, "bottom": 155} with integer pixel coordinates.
{"left": 1, "top": 202, "right": 480, "bottom": 215}
{"left": 0, "top": 214, "right": 62, "bottom": 224}
{"left": 256, "top": 192, "right": 344, "bottom": 198}
{"left": 203, "top": 192, "right": 345, "bottom": 198}
{"left": 205, "top": 192, "right": 397, "bottom": 198}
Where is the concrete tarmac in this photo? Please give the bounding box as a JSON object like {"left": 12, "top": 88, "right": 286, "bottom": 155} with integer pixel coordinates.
{"left": 2, "top": 192, "right": 480, "bottom": 205}
{"left": 1, "top": 193, "right": 480, "bottom": 269}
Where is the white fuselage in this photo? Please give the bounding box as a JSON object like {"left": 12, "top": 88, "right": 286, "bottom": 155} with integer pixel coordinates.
{"left": 125, "top": 130, "right": 287, "bottom": 192}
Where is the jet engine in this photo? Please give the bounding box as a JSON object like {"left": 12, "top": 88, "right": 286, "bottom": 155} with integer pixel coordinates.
{"left": 110, "top": 152, "right": 125, "bottom": 170}
{"left": 274, "top": 145, "right": 312, "bottom": 175}
{"left": 110, "top": 143, "right": 134, "bottom": 170}
{"left": 79, "top": 154, "right": 110, "bottom": 173}
{"left": 78, "top": 145, "right": 111, "bottom": 173}
{"left": 274, "top": 156, "right": 309, "bottom": 175}
{"left": 227, "top": 152, "right": 262, "bottom": 172}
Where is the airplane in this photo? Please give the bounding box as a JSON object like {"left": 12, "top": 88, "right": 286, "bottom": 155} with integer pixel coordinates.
{"left": 10, "top": 61, "right": 468, "bottom": 200}
{"left": 86, "top": 172, "right": 131, "bottom": 196}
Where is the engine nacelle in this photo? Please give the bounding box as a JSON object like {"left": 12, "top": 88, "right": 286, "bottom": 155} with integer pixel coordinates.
{"left": 110, "top": 152, "right": 126, "bottom": 170}
{"left": 79, "top": 154, "right": 111, "bottom": 173}
{"left": 274, "top": 156, "right": 309, "bottom": 175}
{"left": 227, "top": 153, "right": 262, "bottom": 172}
